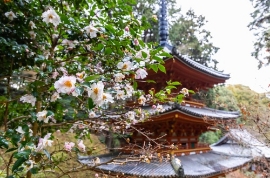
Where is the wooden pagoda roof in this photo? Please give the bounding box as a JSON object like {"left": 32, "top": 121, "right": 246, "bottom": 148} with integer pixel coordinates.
{"left": 138, "top": 46, "right": 231, "bottom": 92}
{"left": 142, "top": 103, "right": 240, "bottom": 123}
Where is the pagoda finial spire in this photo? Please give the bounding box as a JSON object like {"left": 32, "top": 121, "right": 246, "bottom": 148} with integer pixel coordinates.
{"left": 159, "top": 0, "right": 169, "bottom": 46}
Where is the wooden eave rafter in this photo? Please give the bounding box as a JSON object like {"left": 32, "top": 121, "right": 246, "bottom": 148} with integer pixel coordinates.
{"left": 138, "top": 57, "right": 227, "bottom": 92}
{"left": 139, "top": 110, "right": 211, "bottom": 125}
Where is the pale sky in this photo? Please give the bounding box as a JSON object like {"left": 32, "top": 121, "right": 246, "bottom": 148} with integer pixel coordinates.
{"left": 177, "top": 0, "right": 270, "bottom": 93}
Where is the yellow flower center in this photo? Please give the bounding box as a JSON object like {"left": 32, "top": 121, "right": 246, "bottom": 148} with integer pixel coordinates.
{"left": 48, "top": 14, "right": 54, "bottom": 19}
{"left": 102, "top": 94, "right": 107, "bottom": 100}
{"left": 64, "top": 80, "right": 72, "bottom": 88}
{"left": 122, "top": 64, "right": 128, "bottom": 70}
{"left": 78, "top": 74, "right": 83, "bottom": 79}
{"left": 93, "top": 88, "right": 99, "bottom": 95}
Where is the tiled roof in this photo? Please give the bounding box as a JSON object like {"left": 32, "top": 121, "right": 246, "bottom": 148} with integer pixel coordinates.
{"left": 146, "top": 103, "right": 240, "bottom": 119}
{"left": 79, "top": 151, "right": 251, "bottom": 178}
{"left": 170, "top": 48, "right": 230, "bottom": 79}
{"left": 211, "top": 129, "right": 270, "bottom": 158}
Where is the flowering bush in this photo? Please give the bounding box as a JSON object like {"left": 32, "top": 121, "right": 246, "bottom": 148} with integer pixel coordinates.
{"left": 0, "top": 0, "right": 185, "bottom": 177}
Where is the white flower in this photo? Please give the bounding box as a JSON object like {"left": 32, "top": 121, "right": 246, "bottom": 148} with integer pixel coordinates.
{"left": 25, "top": 160, "right": 35, "bottom": 171}
{"left": 115, "top": 90, "right": 125, "bottom": 100}
{"left": 41, "top": 8, "right": 61, "bottom": 27}
{"left": 180, "top": 88, "right": 189, "bottom": 96}
{"left": 51, "top": 92, "right": 61, "bottom": 102}
{"left": 78, "top": 140, "right": 86, "bottom": 152}
{"left": 52, "top": 70, "right": 59, "bottom": 79}
{"left": 135, "top": 68, "right": 148, "bottom": 79}
{"left": 64, "top": 142, "right": 75, "bottom": 152}
{"left": 76, "top": 71, "right": 85, "bottom": 82}
{"left": 5, "top": 11, "right": 17, "bottom": 20}
{"left": 88, "top": 81, "right": 104, "bottom": 101}
{"left": 62, "top": 39, "right": 75, "bottom": 49}
{"left": 20, "top": 94, "right": 36, "bottom": 107}
{"left": 156, "top": 104, "right": 164, "bottom": 112}
{"left": 29, "top": 21, "right": 36, "bottom": 29}
{"left": 16, "top": 126, "right": 25, "bottom": 134}
{"left": 37, "top": 110, "right": 49, "bottom": 123}
{"left": 126, "top": 111, "right": 135, "bottom": 120}
{"left": 84, "top": 24, "right": 99, "bottom": 38}
{"left": 36, "top": 133, "right": 53, "bottom": 151}
{"left": 117, "top": 61, "right": 133, "bottom": 71}
{"left": 125, "top": 83, "right": 134, "bottom": 97}
{"left": 95, "top": 93, "right": 114, "bottom": 106}
{"left": 54, "top": 76, "right": 76, "bottom": 94}
{"left": 114, "top": 73, "right": 125, "bottom": 82}
{"left": 138, "top": 95, "right": 146, "bottom": 105}
{"left": 89, "top": 111, "right": 96, "bottom": 118}
{"left": 28, "top": 31, "right": 36, "bottom": 39}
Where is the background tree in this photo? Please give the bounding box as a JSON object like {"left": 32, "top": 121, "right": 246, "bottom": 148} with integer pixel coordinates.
{"left": 133, "top": 0, "right": 220, "bottom": 69}
{"left": 249, "top": 0, "right": 270, "bottom": 68}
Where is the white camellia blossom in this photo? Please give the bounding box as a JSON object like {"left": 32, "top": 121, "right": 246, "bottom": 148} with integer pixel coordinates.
{"left": 29, "top": 21, "right": 36, "bottom": 29}
{"left": 115, "top": 90, "right": 125, "bottom": 100}
{"left": 78, "top": 140, "right": 86, "bottom": 152}
{"left": 28, "top": 31, "right": 36, "bottom": 39}
{"left": 51, "top": 92, "right": 61, "bottom": 102}
{"left": 41, "top": 8, "right": 61, "bottom": 27}
{"left": 180, "top": 88, "right": 189, "bottom": 96}
{"left": 95, "top": 93, "right": 114, "bottom": 106}
{"left": 89, "top": 111, "right": 96, "bottom": 118}
{"left": 114, "top": 73, "right": 125, "bottom": 82}
{"left": 156, "top": 104, "right": 165, "bottom": 112}
{"left": 126, "top": 111, "right": 136, "bottom": 120}
{"left": 36, "top": 133, "right": 53, "bottom": 151}
{"left": 84, "top": 24, "right": 99, "bottom": 38}
{"left": 37, "top": 110, "right": 49, "bottom": 123}
{"left": 5, "top": 11, "right": 17, "bottom": 20}
{"left": 16, "top": 126, "right": 25, "bottom": 135}
{"left": 138, "top": 95, "right": 146, "bottom": 105}
{"left": 54, "top": 76, "right": 76, "bottom": 94}
{"left": 135, "top": 68, "right": 148, "bottom": 79}
{"left": 125, "top": 83, "right": 134, "bottom": 97}
{"left": 20, "top": 94, "right": 36, "bottom": 107}
{"left": 88, "top": 81, "right": 104, "bottom": 101}
{"left": 117, "top": 61, "right": 133, "bottom": 71}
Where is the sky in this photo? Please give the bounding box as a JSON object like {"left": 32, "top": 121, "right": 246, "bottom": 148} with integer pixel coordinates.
{"left": 176, "top": 0, "right": 270, "bottom": 93}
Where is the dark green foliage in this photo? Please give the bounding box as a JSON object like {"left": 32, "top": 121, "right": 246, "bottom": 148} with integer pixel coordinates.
{"left": 249, "top": 0, "right": 270, "bottom": 68}
{"left": 199, "top": 131, "right": 222, "bottom": 144}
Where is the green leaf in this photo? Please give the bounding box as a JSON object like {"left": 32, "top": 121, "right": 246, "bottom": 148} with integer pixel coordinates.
{"left": 133, "top": 81, "right": 138, "bottom": 90}
{"left": 59, "top": 14, "right": 71, "bottom": 25}
{"left": 146, "top": 80, "right": 156, "bottom": 83}
{"left": 12, "top": 157, "right": 27, "bottom": 172}
{"left": 105, "top": 25, "right": 115, "bottom": 33}
{"left": 6, "top": 147, "right": 17, "bottom": 153}
{"left": 84, "top": 75, "right": 100, "bottom": 82}
{"left": 150, "top": 64, "right": 158, "bottom": 73}
{"left": 159, "top": 52, "right": 172, "bottom": 58}
{"left": 95, "top": 43, "right": 104, "bottom": 51}
{"left": 30, "top": 167, "right": 39, "bottom": 174}
{"left": 189, "top": 90, "right": 195, "bottom": 94}
{"left": 88, "top": 98, "right": 95, "bottom": 110}
{"left": 0, "top": 137, "right": 9, "bottom": 149}
{"left": 142, "top": 51, "right": 147, "bottom": 58}
{"left": 105, "top": 47, "right": 112, "bottom": 55}
{"left": 158, "top": 64, "right": 166, "bottom": 73}
{"left": 49, "top": 85, "right": 55, "bottom": 91}
{"left": 14, "top": 150, "right": 31, "bottom": 159}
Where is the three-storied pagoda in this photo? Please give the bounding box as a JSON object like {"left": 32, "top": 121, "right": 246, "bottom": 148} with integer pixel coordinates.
{"left": 79, "top": 0, "right": 263, "bottom": 177}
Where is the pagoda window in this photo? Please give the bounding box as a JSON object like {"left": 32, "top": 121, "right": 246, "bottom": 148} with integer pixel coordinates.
{"left": 191, "top": 142, "right": 196, "bottom": 149}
